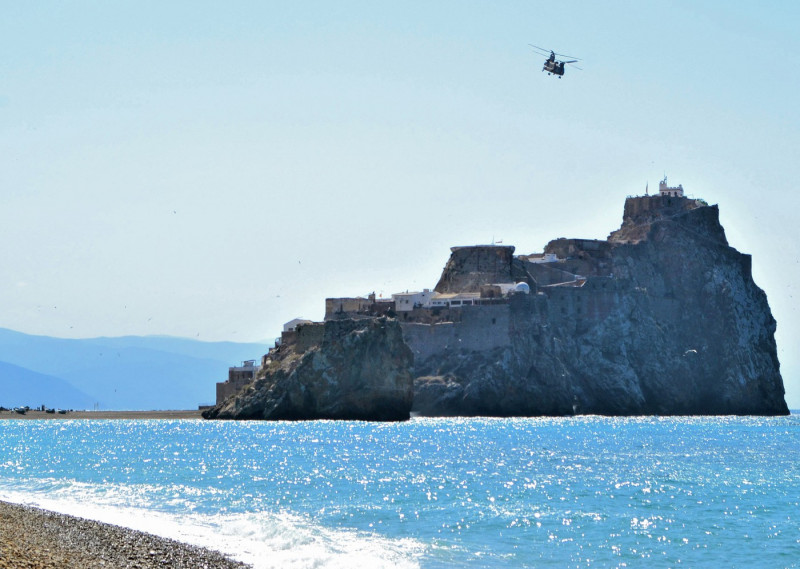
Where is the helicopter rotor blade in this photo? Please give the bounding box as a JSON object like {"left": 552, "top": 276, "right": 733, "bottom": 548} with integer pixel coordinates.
{"left": 528, "top": 44, "right": 551, "bottom": 55}
{"left": 529, "top": 43, "right": 582, "bottom": 63}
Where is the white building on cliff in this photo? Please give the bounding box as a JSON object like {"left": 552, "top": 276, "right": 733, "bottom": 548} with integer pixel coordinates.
{"left": 659, "top": 176, "right": 684, "bottom": 197}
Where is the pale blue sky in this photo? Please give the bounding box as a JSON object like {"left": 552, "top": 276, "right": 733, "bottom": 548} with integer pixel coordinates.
{"left": 2, "top": 1, "right": 800, "bottom": 406}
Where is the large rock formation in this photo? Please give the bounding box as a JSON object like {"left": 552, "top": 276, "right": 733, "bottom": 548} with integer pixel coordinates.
{"left": 412, "top": 195, "right": 789, "bottom": 416}
{"left": 434, "top": 245, "right": 534, "bottom": 293}
{"left": 203, "top": 318, "right": 414, "bottom": 421}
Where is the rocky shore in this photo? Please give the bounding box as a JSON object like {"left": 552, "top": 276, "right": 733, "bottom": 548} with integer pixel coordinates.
{"left": 0, "top": 501, "right": 249, "bottom": 569}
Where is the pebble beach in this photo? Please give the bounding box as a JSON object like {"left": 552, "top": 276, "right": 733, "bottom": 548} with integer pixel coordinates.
{"left": 0, "top": 501, "right": 250, "bottom": 569}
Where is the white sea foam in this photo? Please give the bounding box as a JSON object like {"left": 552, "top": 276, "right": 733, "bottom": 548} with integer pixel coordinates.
{"left": 0, "top": 485, "right": 423, "bottom": 569}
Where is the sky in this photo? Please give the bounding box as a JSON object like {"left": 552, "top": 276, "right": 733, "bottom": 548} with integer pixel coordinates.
{"left": 2, "top": 1, "right": 800, "bottom": 407}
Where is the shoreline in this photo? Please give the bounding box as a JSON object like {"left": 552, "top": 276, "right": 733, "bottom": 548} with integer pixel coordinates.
{"left": 0, "top": 409, "right": 204, "bottom": 420}
{"left": 0, "top": 500, "right": 250, "bottom": 568}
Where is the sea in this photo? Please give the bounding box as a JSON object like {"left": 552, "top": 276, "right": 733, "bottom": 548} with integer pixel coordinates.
{"left": 0, "top": 415, "right": 798, "bottom": 568}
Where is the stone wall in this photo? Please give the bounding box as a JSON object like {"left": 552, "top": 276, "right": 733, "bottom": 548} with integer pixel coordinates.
{"left": 544, "top": 238, "right": 611, "bottom": 260}
{"left": 325, "top": 297, "right": 374, "bottom": 319}
{"left": 324, "top": 297, "right": 395, "bottom": 320}
{"left": 542, "top": 278, "right": 623, "bottom": 334}
{"left": 623, "top": 195, "right": 700, "bottom": 223}
{"left": 609, "top": 195, "right": 704, "bottom": 243}
{"left": 216, "top": 378, "right": 250, "bottom": 405}
{"left": 296, "top": 322, "right": 325, "bottom": 352}
{"left": 401, "top": 303, "right": 511, "bottom": 362}
{"left": 525, "top": 262, "right": 579, "bottom": 286}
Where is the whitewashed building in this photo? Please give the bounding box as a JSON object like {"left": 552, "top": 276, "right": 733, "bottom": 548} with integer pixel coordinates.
{"left": 392, "top": 289, "right": 434, "bottom": 312}
{"left": 527, "top": 253, "right": 560, "bottom": 263}
{"left": 283, "top": 318, "right": 313, "bottom": 332}
{"left": 428, "top": 292, "right": 482, "bottom": 308}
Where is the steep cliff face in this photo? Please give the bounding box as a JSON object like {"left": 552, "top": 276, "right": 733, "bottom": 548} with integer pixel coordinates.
{"left": 204, "top": 318, "right": 414, "bottom": 421}
{"left": 413, "top": 198, "right": 788, "bottom": 416}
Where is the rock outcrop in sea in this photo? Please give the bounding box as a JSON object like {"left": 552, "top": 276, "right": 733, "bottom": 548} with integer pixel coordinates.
{"left": 203, "top": 318, "right": 414, "bottom": 421}
{"left": 412, "top": 195, "right": 788, "bottom": 416}
{"left": 207, "top": 190, "right": 789, "bottom": 419}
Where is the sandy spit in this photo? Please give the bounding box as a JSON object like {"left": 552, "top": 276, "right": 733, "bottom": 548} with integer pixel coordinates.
{"left": 0, "top": 409, "right": 204, "bottom": 420}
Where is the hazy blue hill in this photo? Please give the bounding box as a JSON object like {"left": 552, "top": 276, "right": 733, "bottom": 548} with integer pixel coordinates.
{"left": 0, "top": 361, "right": 96, "bottom": 410}
{"left": 85, "top": 335, "right": 269, "bottom": 362}
{"left": 55, "top": 348, "right": 249, "bottom": 410}
{"left": 0, "top": 328, "right": 267, "bottom": 410}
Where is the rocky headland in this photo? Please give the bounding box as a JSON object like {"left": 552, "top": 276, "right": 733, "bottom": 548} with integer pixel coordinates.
{"left": 412, "top": 195, "right": 788, "bottom": 416}
{"left": 208, "top": 191, "right": 789, "bottom": 419}
{"left": 203, "top": 318, "right": 414, "bottom": 421}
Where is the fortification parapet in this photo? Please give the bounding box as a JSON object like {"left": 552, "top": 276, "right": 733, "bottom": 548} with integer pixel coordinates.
{"left": 544, "top": 238, "right": 611, "bottom": 260}
{"left": 609, "top": 195, "right": 705, "bottom": 243}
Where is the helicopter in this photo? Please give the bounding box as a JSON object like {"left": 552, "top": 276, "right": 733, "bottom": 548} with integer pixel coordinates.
{"left": 528, "top": 44, "right": 582, "bottom": 77}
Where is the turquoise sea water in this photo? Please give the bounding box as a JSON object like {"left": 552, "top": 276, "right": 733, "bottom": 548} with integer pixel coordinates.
{"left": 0, "top": 416, "right": 798, "bottom": 568}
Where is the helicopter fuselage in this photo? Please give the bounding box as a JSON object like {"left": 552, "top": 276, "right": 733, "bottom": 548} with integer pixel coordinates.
{"left": 542, "top": 59, "right": 565, "bottom": 76}
{"left": 529, "top": 44, "right": 579, "bottom": 78}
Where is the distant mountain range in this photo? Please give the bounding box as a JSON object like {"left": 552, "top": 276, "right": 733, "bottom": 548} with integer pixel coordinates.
{"left": 0, "top": 328, "right": 267, "bottom": 411}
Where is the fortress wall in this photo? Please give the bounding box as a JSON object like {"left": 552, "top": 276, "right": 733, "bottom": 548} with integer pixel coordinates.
{"left": 401, "top": 304, "right": 511, "bottom": 363}
{"left": 401, "top": 322, "right": 457, "bottom": 362}
{"left": 325, "top": 298, "right": 374, "bottom": 320}
{"left": 622, "top": 195, "right": 701, "bottom": 224}
{"left": 280, "top": 329, "right": 297, "bottom": 347}
{"left": 526, "top": 262, "right": 576, "bottom": 286}
{"left": 544, "top": 239, "right": 611, "bottom": 259}
{"left": 228, "top": 368, "right": 255, "bottom": 382}
{"left": 581, "top": 277, "right": 621, "bottom": 320}
{"left": 396, "top": 306, "right": 446, "bottom": 323}
{"left": 543, "top": 287, "right": 579, "bottom": 333}
{"left": 216, "top": 378, "right": 250, "bottom": 405}
{"left": 295, "top": 322, "right": 325, "bottom": 352}
{"left": 459, "top": 303, "right": 511, "bottom": 348}
{"left": 543, "top": 281, "right": 620, "bottom": 332}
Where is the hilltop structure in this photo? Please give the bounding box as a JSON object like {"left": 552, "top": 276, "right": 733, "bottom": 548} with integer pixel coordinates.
{"left": 208, "top": 183, "right": 788, "bottom": 418}
{"left": 658, "top": 175, "right": 684, "bottom": 197}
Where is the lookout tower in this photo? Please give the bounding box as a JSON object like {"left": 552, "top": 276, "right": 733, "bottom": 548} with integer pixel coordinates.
{"left": 659, "top": 176, "right": 684, "bottom": 197}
